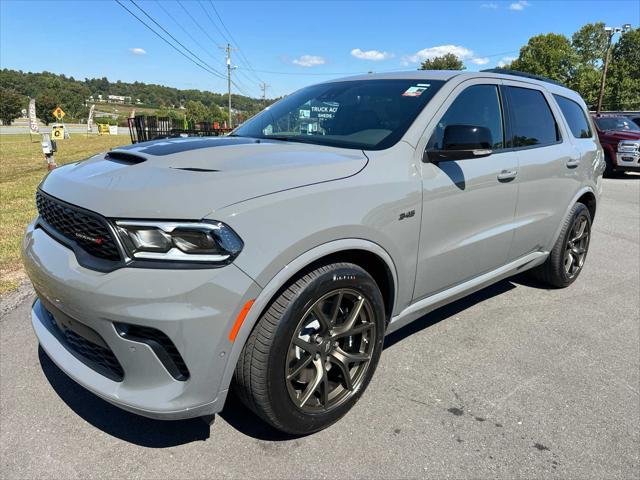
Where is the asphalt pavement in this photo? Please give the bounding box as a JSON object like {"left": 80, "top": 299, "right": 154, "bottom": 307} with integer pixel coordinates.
{"left": 1, "top": 177, "right": 638, "bottom": 479}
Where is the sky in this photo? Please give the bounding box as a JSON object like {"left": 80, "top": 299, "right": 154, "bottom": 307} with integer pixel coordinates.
{"left": 1, "top": 0, "right": 638, "bottom": 99}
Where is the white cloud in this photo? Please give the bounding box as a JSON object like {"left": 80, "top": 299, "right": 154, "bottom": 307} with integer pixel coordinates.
{"left": 350, "top": 48, "right": 393, "bottom": 61}
{"left": 497, "top": 56, "right": 517, "bottom": 67}
{"left": 471, "top": 57, "right": 490, "bottom": 65}
{"left": 292, "top": 55, "right": 326, "bottom": 67}
{"left": 129, "top": 47, "right": 146, "bottom": 55}
{"left": 481, "top": 2, "right": 498, "bottom": 8}
{"left": 509, "top": 0, "right": 530, "bottom": 10}
{"left": 402, "top": 45, "right": 474, "bottom": 65}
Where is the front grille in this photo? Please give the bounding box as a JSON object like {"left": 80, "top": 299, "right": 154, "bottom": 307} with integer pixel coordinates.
{"left": 40, "top": 303, "right": 125, "bottom": 382}
{"left": 36, "top": 191, "right": 121, "bottom": 261}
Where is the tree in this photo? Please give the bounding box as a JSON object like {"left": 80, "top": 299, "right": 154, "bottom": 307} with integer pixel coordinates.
{"left": 185, "top": 100, "right": 210, "bottom": 123}
{"left": 572, "top": 22, "right": 609, "bottom": 67}
{"left": 209, "top": 102, "right": 226, "bottom": 122}
{"left": 510, "top": 33, "right": 577, "bottom": 84}
{"left": 35, "top": 90, "right": 59, "bottom": 125}
{"left": 607, "top": 28, "right": 640, "bottom": 110}
{"left": 0, "top": 89, "right": 24, "bottom": 125}
{"left": 419, "top": 53, "right": 465, "bottom": 70}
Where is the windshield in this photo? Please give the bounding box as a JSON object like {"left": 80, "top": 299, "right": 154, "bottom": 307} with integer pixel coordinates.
{"left": 595, "top": 116, "right": 640, "bottom": 132}
{"left": 232, "top": 79, "right": 446, "bottom": 150}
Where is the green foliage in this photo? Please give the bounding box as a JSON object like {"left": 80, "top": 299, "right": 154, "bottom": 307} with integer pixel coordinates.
{"left": 419, "top": 54, "right": 465, "bottom": 71}
{"left": 34, "top": 90, "right": 59, "bottom": 125}
{"left": 508, "top": 25, "right": 639, "bottom": 110}
{"left": 510, "top": 33, "right": 577, "bottom": 85}
{"left": 607, "top": 28, "right": 640, "bottom": 110}
{"left": 185, "top": 100, "right": 210, "bottom": 123}
{"left": 0, "top": 69, "right": 269, "bottom": 124}
{"left": 0, "top": 89, "right": 24, "bottom": 125}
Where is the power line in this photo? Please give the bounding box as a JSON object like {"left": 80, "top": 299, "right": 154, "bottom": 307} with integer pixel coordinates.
{"left": 114, "top": 0, "right": 226, "bottom": 81}
{"left": 208, "top": 1, "right": 265, "bottom": 85}
{"left": 176, "top": 0, "right": 224, "bottom": 50}
{"left": 129, "top": 0, "right": 226, "bottom": 80}
{"left": 154, "top": 0, "right": 219, "bottom": 64}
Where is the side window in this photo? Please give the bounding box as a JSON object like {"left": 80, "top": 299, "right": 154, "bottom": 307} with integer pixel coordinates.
{"left": 553, "top": 94, "right": 592, "bottom": 138}
{"left": 506, "top": 86, "right": 559, "bottom": 147}
{"left": 429, "top": 85, "right": 504, "bottom": 150}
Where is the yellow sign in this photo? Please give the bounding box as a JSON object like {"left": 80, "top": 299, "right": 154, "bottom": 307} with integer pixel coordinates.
{"left": 97, "top": 123, "right": 110, "bottom": 135}
{"left": 51, "top": 125, "right": 66, "bottom": 140}
{"left": 52, "top": 107, "right": 65, "bottom": 120}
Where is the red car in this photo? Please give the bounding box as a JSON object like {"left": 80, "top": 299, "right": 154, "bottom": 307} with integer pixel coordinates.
{"left": 592, "top": 114, "right": 640, "bottom": 176}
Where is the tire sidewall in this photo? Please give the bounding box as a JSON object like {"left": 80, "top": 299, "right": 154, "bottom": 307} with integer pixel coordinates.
{"left": 266, "top": 264, "right": 385, "bottom": 434}
{"left": 555, "top": 204, "right": 592, "bottom": 286}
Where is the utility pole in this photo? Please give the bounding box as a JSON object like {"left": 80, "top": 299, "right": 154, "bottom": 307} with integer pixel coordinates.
{"left": 596, "top": 24, "right": 631, "bottom": 114}
{"left": 260, "top": 82, "right": 270, "bottom": 104}
{"left": 225, "top": 43, "right": 232, "bottom": 128}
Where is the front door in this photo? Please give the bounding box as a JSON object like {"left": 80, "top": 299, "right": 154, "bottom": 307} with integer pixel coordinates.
{"left": 413, "top": 81, "right": 519, "bottom": 301}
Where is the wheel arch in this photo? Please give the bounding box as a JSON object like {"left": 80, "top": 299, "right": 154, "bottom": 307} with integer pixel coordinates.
{"left": 216, "top": 239, "right": 398, "bottom": 402}
{"left": 549, "top": 186, "right": 597, "bottom": 250}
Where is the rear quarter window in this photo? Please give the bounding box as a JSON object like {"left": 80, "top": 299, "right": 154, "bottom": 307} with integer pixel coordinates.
{"left": 506, "top": 86, "right": 560, "bottom": 148}
{"left": 553, "top": 95, "right": 592, "bottom": 139}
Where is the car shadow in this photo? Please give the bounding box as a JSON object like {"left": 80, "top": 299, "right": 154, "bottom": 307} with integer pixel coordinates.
{"left": 38, "top": 347, "right": 211, "bottom": 448}
{"left": 383, "top": 279, "right": 516, "bottom": 349}
{"left": 38, "top": 278, "right": 520, "bottom": 445}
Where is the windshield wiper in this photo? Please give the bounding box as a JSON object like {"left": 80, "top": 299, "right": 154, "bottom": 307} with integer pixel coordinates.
{"left": 263, "top": 135, "right": 315, "bottom": 144}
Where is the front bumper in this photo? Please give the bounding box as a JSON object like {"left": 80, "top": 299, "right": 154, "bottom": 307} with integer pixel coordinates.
{"left": 23, "top": 221, "right": 261, "bottom": 420}
{"left": 615, "top": 152, "right": 640, "bottom": 171}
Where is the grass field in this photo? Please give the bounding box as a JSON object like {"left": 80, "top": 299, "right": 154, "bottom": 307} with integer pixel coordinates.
{"left": 0, "top": 134, "right": 130, "bottom": 293}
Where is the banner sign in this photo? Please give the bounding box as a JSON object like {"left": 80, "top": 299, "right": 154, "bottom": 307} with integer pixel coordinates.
{"left": 28, "top": 98, "right": 39, "bottom": 134}
{"left": 87, "top": 104, "right": 95, "bottom": 131}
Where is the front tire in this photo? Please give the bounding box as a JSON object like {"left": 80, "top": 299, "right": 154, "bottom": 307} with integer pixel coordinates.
{"left": 233, "top": 262, "right": 386, "bottom": 434}
{"left": 530, "top": 202, "right": 592, "bottom": 288}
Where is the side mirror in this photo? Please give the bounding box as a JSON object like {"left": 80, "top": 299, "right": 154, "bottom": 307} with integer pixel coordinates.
{"left": 425, "top": 124, "right": 493, "bottom": 162}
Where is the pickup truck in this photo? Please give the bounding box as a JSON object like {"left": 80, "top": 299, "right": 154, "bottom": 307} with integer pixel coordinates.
{"left": 592, "top": 114, "right": 640, "bottom": 176}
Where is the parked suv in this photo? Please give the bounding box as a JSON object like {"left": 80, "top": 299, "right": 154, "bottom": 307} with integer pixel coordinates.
{"left": 592, "top": 114, "right": 640, "bottom": 175}
{"left": 23, "top": 71, "right": 604, "bottom": 434}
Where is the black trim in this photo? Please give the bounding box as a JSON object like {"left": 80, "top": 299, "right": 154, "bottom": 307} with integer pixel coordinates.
{"left": 114, "top": 323, "right": 190, "bottom": 381}
{"left": 37, "top": 296, "right": 125, "bottom": 382}
{"left": 105, "top": 151, "right": 146, "bottom": 164}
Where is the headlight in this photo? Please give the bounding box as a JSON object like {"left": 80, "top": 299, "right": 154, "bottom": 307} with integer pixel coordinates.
{"left": 115, "top": 220, "right": 243, "bottom": 265}
{"left": 618, "top": 141, "right": 639, "bottom": 153}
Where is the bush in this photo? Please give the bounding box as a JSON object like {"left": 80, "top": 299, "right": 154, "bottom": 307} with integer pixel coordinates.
{"left": 94, "top": 116, "right": 118, "bottom": 126}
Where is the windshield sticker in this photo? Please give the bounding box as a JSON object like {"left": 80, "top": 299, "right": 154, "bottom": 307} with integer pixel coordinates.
{"left": 402, "top": 85, "right": 430, "bottom": 97}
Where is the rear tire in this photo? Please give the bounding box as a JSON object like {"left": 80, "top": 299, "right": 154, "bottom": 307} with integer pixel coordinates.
{"left": 530, "top": 202, "right": 592, "bottom": 288}
{"left": 233, "top": 262, "right": 385, "bottom": 434}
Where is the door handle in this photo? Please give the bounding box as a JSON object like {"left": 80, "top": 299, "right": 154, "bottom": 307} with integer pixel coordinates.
{"left": 566, "top": 158, "right": 581, "bottom": 168}
{"left": 497, "top": 169, "right": 517, "bottom": 182}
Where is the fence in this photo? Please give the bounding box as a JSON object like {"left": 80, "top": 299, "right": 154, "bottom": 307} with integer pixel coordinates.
{"left": 128, "top": 115, "right": 233, "bottom": 144}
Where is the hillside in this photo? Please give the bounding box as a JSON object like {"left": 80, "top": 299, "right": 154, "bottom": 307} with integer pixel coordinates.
{"left": 0, "top": 68, "right": 271, "bottom": 122}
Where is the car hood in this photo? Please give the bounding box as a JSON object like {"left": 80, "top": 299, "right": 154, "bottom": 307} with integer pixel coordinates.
{"left": 40, "top": 136, "right": 368, "bottom": 219}
{"left": 600, "top": 130, "right": 640, "bottom": 141}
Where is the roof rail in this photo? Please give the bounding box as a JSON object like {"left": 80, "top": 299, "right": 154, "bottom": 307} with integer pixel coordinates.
{"left": 480, "top": 68, "right": 567, "bottom": 87}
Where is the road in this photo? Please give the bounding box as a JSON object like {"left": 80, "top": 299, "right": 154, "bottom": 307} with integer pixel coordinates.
{"left": 0, "top": 123, "right": 129, "bottom": 135}
{"left": 1, "top": 177, "right": 638, "bottom": 479}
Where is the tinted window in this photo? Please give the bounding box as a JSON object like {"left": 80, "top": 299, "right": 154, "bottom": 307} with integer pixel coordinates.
{"left": 233, "top": 79, "right": 445, "bottom": 150}
{"left": 594, "top": 116, "right": 640, "bottom": 132}
{"left": 429, "top": 85, "right": 504, "bottom": 150}
{"left": 507, "top": 87, "right": 559, "bottom": 147}
{"left": 554, "top": 95, "right": 592, "bottom": 138}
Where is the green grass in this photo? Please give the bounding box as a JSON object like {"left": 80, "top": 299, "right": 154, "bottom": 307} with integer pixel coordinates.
{"left": 0, "top": 133, "right": 130, "bottom": 293}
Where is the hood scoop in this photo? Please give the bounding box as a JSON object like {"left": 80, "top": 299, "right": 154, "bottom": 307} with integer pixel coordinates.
{"left": 105, "top": 151, "right": 146, "bottom": 164}
{"left": 170, "top": 167, "right": 220, "bottom": 172}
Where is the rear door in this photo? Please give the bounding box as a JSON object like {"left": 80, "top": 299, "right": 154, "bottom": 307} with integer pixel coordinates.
{"left": 413, "top": 79, "right": 519, "bottom": 301}
{"left": 502, "top": 81, "right": 582, "bottom": 259}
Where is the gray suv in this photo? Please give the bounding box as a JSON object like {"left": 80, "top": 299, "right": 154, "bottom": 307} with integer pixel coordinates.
{"left": 23, "top": 70, "right": 604, "bottom": 434}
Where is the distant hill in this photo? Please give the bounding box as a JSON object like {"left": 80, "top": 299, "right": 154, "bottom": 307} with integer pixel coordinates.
{"left": 0, "top": 68, "right": 272, "bottom": 121}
